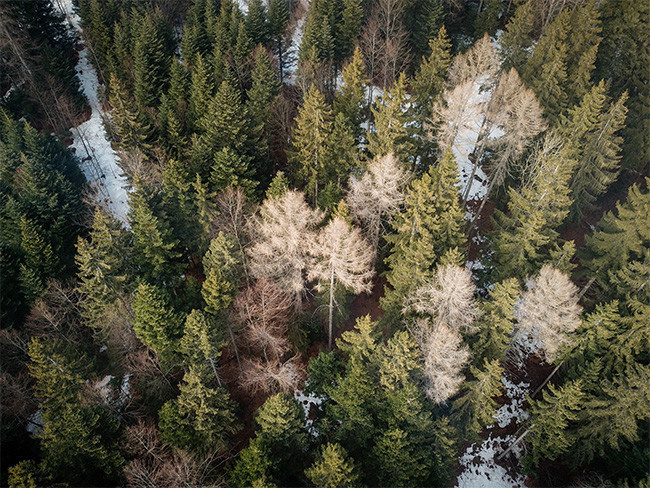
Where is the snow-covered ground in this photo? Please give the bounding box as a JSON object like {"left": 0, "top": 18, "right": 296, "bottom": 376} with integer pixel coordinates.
{"left": 293, "top": 387, "right": 325, "bottom": 436}
{"left": 284, "top": 14, "right": 306, "bottom": 84}
{"left": 455, "top": 374, "right": 531, "bottom": 487}
{"left": 55, "top": 0, "right": 130, "bottom": 227}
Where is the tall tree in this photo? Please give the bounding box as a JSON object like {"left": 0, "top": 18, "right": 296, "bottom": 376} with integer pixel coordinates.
{"left": 334, "top": 46, "right": 369, "bottom": 141}
{"left": 133, "top": 10, "right": 170, "bottom": 108}
{"left": 412, "top": 26, "right": 451, "bottom": 121}
{"left": 309, "top": 216, "right": 375, "bottom": 348}
{"left": 305, "top": 442, "right": 358, "bottom": 488}
{"left": 180, "top": 309, "right": 227, "bottom": 385}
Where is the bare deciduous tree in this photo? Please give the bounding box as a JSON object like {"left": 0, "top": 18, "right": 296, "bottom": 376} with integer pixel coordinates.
{"left": 404, "top": 264, "right": 481, "bottom": 333}
{"left": 214, "top": 187, "right": 254, "bottom": 284}
{"left": 233, "top": 279, "right": 293, "bottom": 362}
{"left": 514, "top": 264, "right": 582, "bottom": 362}
{"left": 309, "top": 217, "right": 375, "bottom": 348}
{"left": 240, "top": 357, "right": 304, "bottom": 395}
{"left": 249, "top": 190, "right": 323, "bottom": 310}
{"left": 410, "top": 318, "right": 470, "bottom": 403}
{"left": 448, "top": 34, "right": 500, "bottom": 88}
{"left": 346, "top": 153, "right": 409, "bottom": 250}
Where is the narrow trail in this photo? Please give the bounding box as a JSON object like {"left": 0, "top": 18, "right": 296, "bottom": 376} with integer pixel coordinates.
{"left": 54, "top": 0, "right": 130, "bottom": 226}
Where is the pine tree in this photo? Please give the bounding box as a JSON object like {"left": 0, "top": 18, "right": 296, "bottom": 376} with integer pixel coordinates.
{"left": 268, "top": 0, "right": 290, "bottom": 82}
{"left": 367, "top": 73, "right": 414, "bottom": 162}
{"left": 188, "top": 54, "right": 215, "bottom": 131}
{"left": 159, "top": 367, "right": 237, "bottom": 452}
{"left": 474, "top": 0, "right": 503, "bottom": 37}
{"left": 473, "top": 278, "right": 520, "bottom": 362}
{"left": 528, "top": 380, "right": 584, "bottom": 466}
{"left": 309, "top": 216, "right": 375, "bottom": 348}
{"left": 209, "top": 147, "right": 257, "bottom": 195}
{"left": 451, "top": 359, "right": 503, "bottom": 441}
{"left": 75, "top": 209, "right": 130, "bottom": 327}
{"left": 412, "top": 26, "right": 452, "bottom": 120}
{"left": 382, "top": 150, "right": 465, "bottom": 318}
{"left": 559, "top": 81, "right": 628, "bottom": 219}
{"left": 499, "top": 0, "right": 535, "bottom": 71}
{"left": 334, "top": 46, "right": 369, "bottom": 142}
{"left": 305, "top": 443, "right": 358, "bottom": 488}
{"left": 246, "top": 0, "right": 269, "bottom": 45}
{"left": 372, "top": 428, "right": 432, "bottom": 487}
{"left": 132, "top": 282, "right": 182, "bottom": 360}
{"left": 230, "top": 437, "right": 275, "bottom": 488}
{"left": 289, "top": 86, "right": 333, "bottom": 201}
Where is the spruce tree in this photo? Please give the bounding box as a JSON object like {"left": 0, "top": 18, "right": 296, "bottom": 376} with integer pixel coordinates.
{"left": 108, "top": 73, "right": 150, "bottom": 152}
{"left": 499, "top": 0, "right": 534, "bottom": 71}
{"left": 180, "top": 309, "right": 227, "bottom": 385}
{"left": 289, "top": 86, "right": 333, "bottom": 201}
{"left": 230, "top": 437, "right": 275, "bottom": 487}
{"left": 412, "top": 26, "right": 452, "bottom": 121}
{"left": 334, "top": 46, "right": 369, "bottom": 142}
{"left": 159, "top": 367, "right": 237, "bottom": 452}
{"left": 133, "top": 11, "right": 169, "bottom": 108}
{"left": 305, "top": 443, "right": 358, "bottom": 488}
{"left": 268, "top": 0, "right": 290, "bottom": 81}
{"left": 367, "top": 73, "right": 414, "bottom": 162}
{"left": 209, "top": 147, "right": 257, "bottom": 195}
{"left": 246, "top": 0, "right": 269, "bottom": 46}
{"left": 132, "top": 282, "right": 182, "bottom": 360}
{"left": 188, "top": 54, "right": 216, "bottom": 131}
{"left": 382, "top": 150, "right": 465, "bottom": 318}
{"left": 559, "top": 81, "right": 628, "bottom": 220}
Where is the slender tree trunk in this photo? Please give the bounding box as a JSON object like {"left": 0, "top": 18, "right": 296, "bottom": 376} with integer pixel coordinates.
{"left": 497, "top": 428, "right": 530, "bottom": 460}
{"left": 328, "top": 267, "right": 335, "bottom": 349}
{"left": 530, "top": 361, "right": 564, "bottom": 399}
{"left": 226, "top": 324, "right": 242, "bottom": 373}
{"left": 209, "top": 358, "right": 223, "bottom": 387}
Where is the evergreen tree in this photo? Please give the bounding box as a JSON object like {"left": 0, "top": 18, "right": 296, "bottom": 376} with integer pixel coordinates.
{"left": 382, "top": 150, "right": 465, "bottom": 318}
{"left": 247, "top": 47, "right": 280, "bottom": 140}
{"left": 246, "top": 0, "right": 269, "bottom": 46}
{"left": 159, "top": 367, "right": 237, "bottom": 452}
{"left": 472, "top": 278, "right": 520, "bottom": 362}
{"left": 209, "top": 147, "right": 257, "bottom": 195}
{"left": 133, "top": 11, "right": 169, "bottom": 108}
{"left": 188, "top": 54, "right": 216, "bottom": 131}
{"left": 474, "top": 0, "right": 503, "bottom": 37}
{"left": 180, "top": 309, "right": 227, "bottom": 385}
{"left": 372, "top": 428, "right": 432, "bottom": 488}
{"left": 528, "top": 381, "right": 585, "bottom": 466}
{"left": 412, "top": 26, "right": 452, "bottom": 121}
{"left": 559, "top": 81, "right": 628, "bottom": 219}
{"left": 367, "top": 73, "right": 414, "bottom": 162}
{"left": 132, "top": 282, "right": 182, "bottom": 360}
{"left": 230, "top": 437, "right": 276, "bottom": 488}
{"left": 289, "top": 86, "right": 333, "bottom": 201}
{"left": 499, "top": 0, "right": 535, "bottom": 71}
{"left": 266, "top": 171, "right": 290, "bottom": 199}
{"left": 339, "top": 0, "right": 362, "bottom": 60}
{"left": 108, "top": 73, "right": 150, "bottom": 152}
{"left": 267, "top": 0, "right": 290, "bottom": 82}
{"left": 334, "top": 46, "right": 369, "bottom": 142}
{"left": 75, "top": 209, "right": 130, "bottom": 327}
{"left": 451, "top": 359, "right": 503, "bottom": 441}
{"left": 305, "top": 443, "right": 358, "bottom": 488}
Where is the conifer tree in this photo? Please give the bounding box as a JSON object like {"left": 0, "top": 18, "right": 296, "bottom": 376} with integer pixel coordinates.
{"left": 367, "top": 73, "right": 414, "bottom": 162}
{"left": 559, "top": 81, "right": 628, "bottom": 219}
{"left": 528, "top": 380, "right": 584, "bottom": 466}
{"left": 246, "top": 0, "right": 269, "bottom": 46}
{"left": 132, "top": 282, "right": 182, "bottom": 360}
{"left": 339, "top": 0, "right": 362, "bottom": 60}
{"left": 180, "top": 309, "right": 227, "bottom": 385}
{"left": 209, "top": 147, "right": 257, "bottom": 195}
{"left": 499, "top": 0, "right": 535, "bottom": 71}
{"left": 473, "top": 278, "right": 520, "bottom": 363}
{"left": 159, "top": 367, "right": 237, "bottom": 452}
{"left": 289, "top": 86, "right": 333, "bottom": 201}
{"left": 268, "top": 0, "right": 290, "bottom": 82}
{"left": 188, "top": 54, "right": 215, "bottom": 131}
{"left": 305, "top": 443, "right": 358, "bottom": 488}
{"left": 412, "top": 26, "right": 452, "bottom": 120}
{"left": 372, "top": 428, "right": 432, "bottom": 487}
{"left": 108, "top": 74, "right": 150, "bottom": 152}
{"left": 75, "top": 209, "right": 130, "bottom": 327}
{"left": 322, "top": 112, "right": 359, "bottom": 185}
{"left": 474, "top": 0, "right": 502, "bottom": 37}
{"left": 309, "top": 216, "right": 375, "bottom": 348}
{"left": 451, "top": 359, "right": 503, "bottom": 441}
{"left": 489, "top": 136, "right": 576, "bottom": 282}
{"left": 230, "top": 437, "right": 275, "bottom": 488}
{"left": 133, "top": 11, "right": 169, "bottom": 108}
{"left": 382, "top": 151, "right": 465, "bottom": 318}
{"left": 247, "top": 47, "right": 280, "bottom": 141}
{"left": 18, "top": 217, "right": 57, "bottom": 301}
{"left": 334, "top": 46, "right": 369, "bottom": 141}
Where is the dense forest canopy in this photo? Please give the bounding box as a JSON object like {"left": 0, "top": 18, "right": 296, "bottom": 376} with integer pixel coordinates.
{"left": 0, "top": 0, "right": 648, "bottom": 486}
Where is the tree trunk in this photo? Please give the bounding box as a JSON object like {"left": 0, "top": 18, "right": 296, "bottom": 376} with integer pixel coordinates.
{"left": 209, "top": 358, "right": 223, "bottom": 387}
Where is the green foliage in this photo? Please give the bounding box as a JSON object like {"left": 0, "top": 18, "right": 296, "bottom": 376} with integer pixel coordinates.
{"left": 266, "top": 171, "right": 290, "bottom": 198}
{"left": 133, "top": 9, "right": 170, "bottom": 108}
{"left": 412, "top": 26, "right": 452, "bottom": 120}
{"left": 8, "top": 460, "right": 40, "bottom": 488}
{"left": 109, "top": 73, "right": 150, "bottom": 152}
{"left": 230, "top": 437, "right": 275, "bottom": 488}
{"left": 382, "top": 150, "right": 465, "bottom": 318}
{"left": 180, "top": 309, "right": 227, "bottom": 380}
{"left": 159, "top": 367, "right": 237, "bottom": 452}
{"left": 499, "top": 0, "right": 534, "bottom": 71}
{"left": 132, "top": 282, "right": 182, "bottom": 360}
{"left": 306, "top": 351, "right": 344, "bottom": 398}
{"left": 474, "top": 0, "right": 503, "bottom": 37}
{"left": 334, "top": 46, "right": 368, "bottom": 142}
{"left": 305, "top": 442, "right": 358, "bottom": 488}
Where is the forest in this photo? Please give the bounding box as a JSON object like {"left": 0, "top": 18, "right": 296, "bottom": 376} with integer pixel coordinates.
{"left": 0, "top": 0, "right": 648, "bottom": 486}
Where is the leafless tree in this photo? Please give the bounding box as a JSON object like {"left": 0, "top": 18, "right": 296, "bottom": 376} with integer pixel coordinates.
{"left": 346, "top": 153, "right": 409, "bottom": 250}
{"left": 360, "top": 17, "right": 382, "bottom": 91}
{"left": 513, "top": 264, "right": 582, "bottom": 362}
{"left": 410, "top": 318, "right": 470, "bottom": 403}
{"left": 233, "top": 279, "right": 293, "bottom": 362}
{"left": 240, "top": 357, "right": 304, "bottom": 395}
{"left": 309, "top": 217, "right": 375, "bottom": 348}
{"left": 448, "top": 34, "right": 500, "bottom": 88}
{"left": 404, "top": 264, "right": 481, "bottom": 333}
{"left": 249, "top": 190, "right": 324, "bottom": 310}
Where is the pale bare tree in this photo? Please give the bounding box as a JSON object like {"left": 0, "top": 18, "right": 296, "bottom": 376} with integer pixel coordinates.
{"left": 233, "top": 279, "right": 293, "bottom": 362}
{"left": 410, "top": 318, "right": 470, "bottom": 403}
{"left": 240, "top": 357, "right": 304, "bottom": 395}
{"left": 249, "top": 190, "right": 323, "bottom": 310}
{"left": 514, "top": 264, "right": 582, "bottom": 362}
{"left": 309, "top": 217, "right": 375, "bottom": 348}
{"left": 448, "top": 34, "right": 500, "bottom": 88}
{"left": 346, "top": 153, "right": 409, "bottom": 249}
{"left": 404, "top": 264, "right": 481, "bottom": 333}
{"left": 214, "top": 187, "right": 254, "bottom": 284}
{"left": 360, "top": 16, "right": 382, "bottom": 90}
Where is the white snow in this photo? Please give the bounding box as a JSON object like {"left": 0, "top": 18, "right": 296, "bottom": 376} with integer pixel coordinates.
{"left": 26, "top": 410, "right": 43, "bottom": 436}
{"left": 493, "top": 378, "right": 530, "bottom": 429}
{"left": 236, "top": 0, "right": 249, "bottom": 14}
{"left": 293, "top": 387, "right": 325, "bottom": 437}
{"left": 284, "top": 15, "right": 306, "bottom": 84}
{"left": 456, "top": 435, "right": 527, "bottom": 488}
{"left": 55, "top": 0, "right": 130, "bottom": 227}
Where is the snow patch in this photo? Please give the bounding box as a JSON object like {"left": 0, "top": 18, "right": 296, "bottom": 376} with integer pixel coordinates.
{"left": 55, "top": 0, "right": 130, "bottom": 227}
{"left": 493, "top": 378, "right": 530, "bottom": 429}
{"left": 26, "top": 410, "right": 43, "bottom": 436}
{"left": 294, "top": 387, "right": 325, "bottom": 437}
{"left": 456, "top": 435, "right": 528, "bottom": 488}
{"left": 284, "top": 15, "right": 306, "bottom": 84}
